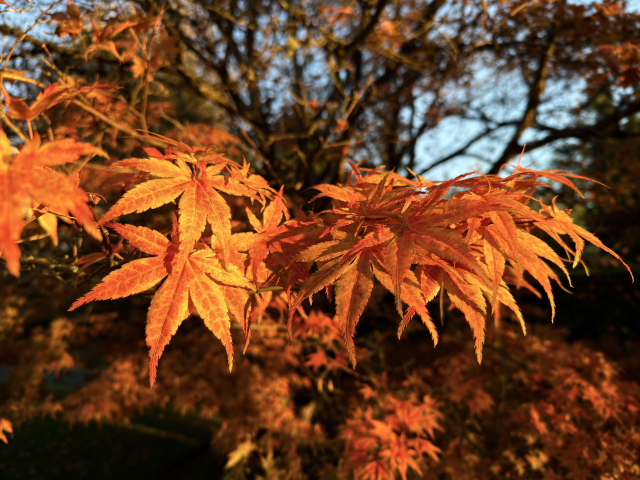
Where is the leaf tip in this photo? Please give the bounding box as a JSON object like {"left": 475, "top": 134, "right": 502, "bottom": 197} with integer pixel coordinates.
{"left": 225, "top": 343, "right": 234, "bottom": 373}
{"left": 349, "top": 355, "right": 357, "bottom": 370}
{"left": 149, "top": 360, "right": 158, "bottom": 388}
{"left": 68, "top": 299, "right": 84, "bottom": 311}
{"left": 7, "top": 265, "right": 20, "bottom": 278}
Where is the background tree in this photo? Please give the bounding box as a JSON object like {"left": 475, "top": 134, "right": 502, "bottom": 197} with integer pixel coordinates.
{"left": 0, "top": 1, "right": 639, "bottom": 479}
{"left": 3, "top": 0, "right": 640, "bottom": 190}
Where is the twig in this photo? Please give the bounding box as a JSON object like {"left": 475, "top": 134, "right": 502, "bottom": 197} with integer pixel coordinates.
{"left": 0, "top": 106, "right": 28, "bottom": 143}
{"left": 16, "top": 233, "right": 51, "bottom": 244}
{"left": 310, "top": 75, "right": 373, "bottom": 166}
{"left": 139, "top": 15, "right": 162, "bottom": 132}
{"left": 70, "top": 99, "right": 166, "bottom": 148}
{"left": 249, "top": 286, "right": 284, "bottom": 295}
{"left": 239, "top": 128, "right": 283, "bottom": 184}
{"left": 1, "top": 0, "right": 64, "bottom": 71}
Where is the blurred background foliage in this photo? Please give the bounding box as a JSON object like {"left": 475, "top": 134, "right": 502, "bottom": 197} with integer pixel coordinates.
{"left": 1, "top": 0, "right": 640, "bottom": 477}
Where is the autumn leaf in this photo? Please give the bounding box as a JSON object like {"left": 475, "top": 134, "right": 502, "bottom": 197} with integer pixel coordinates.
{"left": 385, "top": 229, "right": 416, "bottom": 316}
{"left": 536, "top": 198, "right": 633, "bottom": 280}
{"left": 98, "top": 142, "right": 272, "bottom": 263}
{"left": 0, "top": 418, "right": 12, "bottom": 444}
{"left": 5, "top": 83, "right": 113, "bottom": 122}
{"left": 0, "top": 131, "right": 105, "bottom": 277}
{"left": 335, "top": 252, "right": 375, "bottom": 367}
{"left": 287, "top": 235, "right": 386, "bottom": 329}
{"left": 244, "top": 186, "right": 289, "bottom": 283}
{"left": 85, "top": 17, "right": 140, "bottom": 61}
{"left": 271, "top": 163, "right": 631, "bottom": 368}
{"left": 374, "top": 263, "right": 439, "bottom": 346}
{"left": 483, "top": 238, "right": 505, "bottom": 308}
{"left": 36, "top": 212, "right": 59, "bottom": 245}
{"left": 50, "top": 1, "right": 85, "bottom": 38}
{"left": 69, "top": 221, "right": 255, "bottom": 386}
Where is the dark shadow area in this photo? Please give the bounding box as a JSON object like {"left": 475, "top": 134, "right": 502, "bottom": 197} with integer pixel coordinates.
{"left": 0, "top": 410, "right": 225, "bottom": 480}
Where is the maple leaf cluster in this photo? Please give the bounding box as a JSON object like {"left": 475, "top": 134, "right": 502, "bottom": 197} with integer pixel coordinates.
{"left": 48, "top": 136, "right": 626, "bottom": 389}
{"left": 1, "top": 118, "right": 632, "bottom": 388}
{"left": 420, "top": 327, "right": 640, "bottom": 479}
{"left": 340, "top": 392, "right": 442, "bottom": 480}
{"left": 68, "top": 136, "right": 273, "bottom": 385}
{"left": 0, "top": 3, "right": 637, "bottom": 474}
{"left": 0, "top": 129, "right": 105, "bottom": 276}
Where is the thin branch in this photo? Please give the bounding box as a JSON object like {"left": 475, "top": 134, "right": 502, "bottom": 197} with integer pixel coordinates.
{"left": 0, "top": 24, "right": 74, "bottom": 56}
{"left": 0, "top": 107, "right": 28, "bottom": 143}
{"left": 1, "top": 0, "right": 64, "bottom": 70}
{"left": 239, "top": 128, "right": 283, "bottom": 184}
{"left": 418, "top": 128, "right": 494, "bottom": 175}
{"left": 506, "top": 98, "right": 640, "bottom": 157}
{"left": 70, "top": 99, "right": 166, "bottom": 148}
{"left": 488, "top": 26, "right": 557, "bottom": 174}
{"left": 342, "top": 0, "right": 390, "bottom": 57}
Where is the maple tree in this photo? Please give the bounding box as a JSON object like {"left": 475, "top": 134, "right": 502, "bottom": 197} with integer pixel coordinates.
{"left": 1, "top": 0, "right": 639, "bottom": 478}
{"left": 59, "top": 150, "right": 630, "bottom": 386}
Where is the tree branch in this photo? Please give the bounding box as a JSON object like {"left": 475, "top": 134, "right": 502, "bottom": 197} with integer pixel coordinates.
{"left": 342, "top": 0, "right": 390, "bottom": 57}
{"left": 487, "top": 26, "right": 557, "bottom": 174}
{"left": 521, "top": 100, "right": 640, "bottom": 151}
{"left": 419, "top": 127, "right": 495, "bottom": 175}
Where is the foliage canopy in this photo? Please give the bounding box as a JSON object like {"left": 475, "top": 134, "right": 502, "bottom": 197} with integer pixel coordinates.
{"left": 0, "top": 0, "right": 638, "bottom": 477}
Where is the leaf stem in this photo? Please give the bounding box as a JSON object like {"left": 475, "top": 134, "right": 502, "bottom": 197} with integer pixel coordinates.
{"left": 0, "top": 107, "right": 28, "bottom": 143}
{"left": 249, "top": 285, "right": 284, "bottom": 295}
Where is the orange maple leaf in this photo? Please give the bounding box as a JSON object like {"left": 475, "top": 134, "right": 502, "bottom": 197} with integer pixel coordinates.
{"left": 275, "top": 163, "right": 632, "bottom": 368}
{"left": 0, "top": 131, "right": 105, "bottom": 276}
{"left": 0, "top": 418, "right": 12, "bottom": 444}
{"left": 244, "top": 186, "right": 290, "bottom": 282}
{"left": 335, "top": 250, "right": 376, "bottom": 366}
{"left": 50, "top": 1, "right": 85, "bottom": 39}
{"left": 98, "top": 140, "right": 273, "bottom": 263}
{"left": 85, "top": 17, "right": 140, "bottom": 61}
{"left": 290, "top": 233, "right": 390, "bottom": 367}
{"left": 69, "top": 220, "right": 255, "bottom": 386}
{"left": 4, "top": 82, "right": 113, "bottom": 123}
